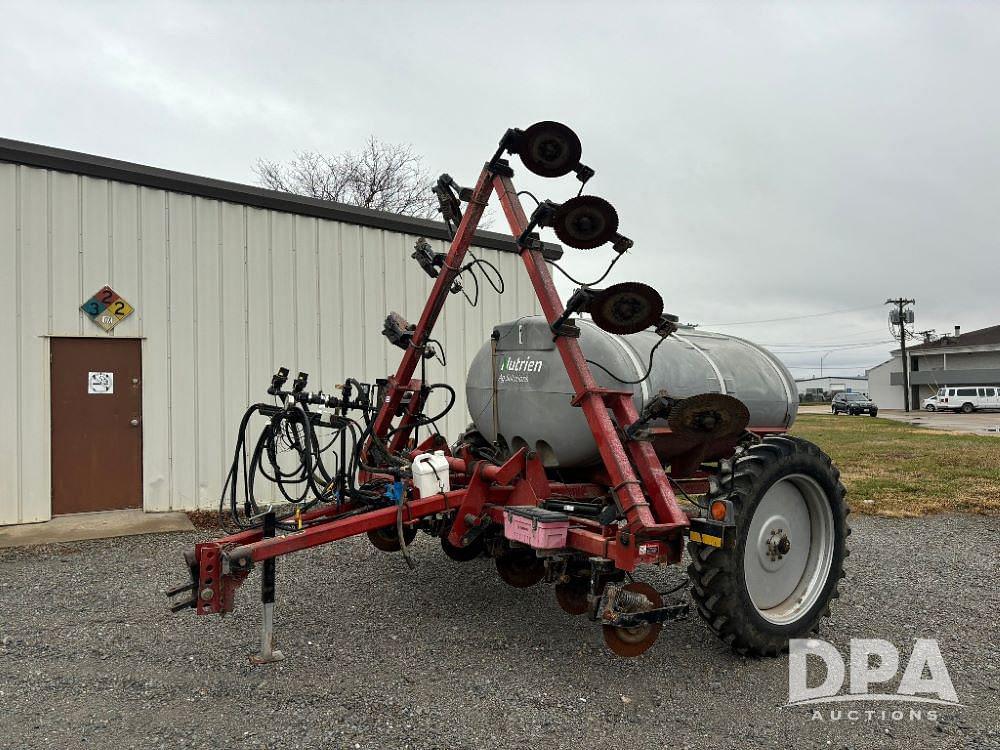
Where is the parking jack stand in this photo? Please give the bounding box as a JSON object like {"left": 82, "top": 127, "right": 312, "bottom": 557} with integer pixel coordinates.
{"left": 250, "top": 512, "right": 285, "bottom": 664}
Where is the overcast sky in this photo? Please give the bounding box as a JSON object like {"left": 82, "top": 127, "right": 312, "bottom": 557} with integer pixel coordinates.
{"left": 4, "top": 1, "right": 997, "bottom": 376}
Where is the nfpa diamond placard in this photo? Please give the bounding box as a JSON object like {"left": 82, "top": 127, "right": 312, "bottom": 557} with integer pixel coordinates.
{"left": 81, "top": 286, "right": 134, "bottom": 332}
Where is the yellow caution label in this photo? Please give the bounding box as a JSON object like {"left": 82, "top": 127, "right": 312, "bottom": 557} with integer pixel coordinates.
{"left": 689, "top": 530, "right": 723, "bottom": 547}
{"left": 699, "top": 533, "right": 723, "bottom": 548}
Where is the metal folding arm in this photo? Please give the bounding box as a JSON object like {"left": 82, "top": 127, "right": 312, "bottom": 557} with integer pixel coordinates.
{"left": 369, "top": 167, "right": 495, "bottom": 447}
{"left": 490, "top": 174, "right": 688, "bottom": 536}
{"left": 186, "top": 158, "right": 692, "bottom": 618}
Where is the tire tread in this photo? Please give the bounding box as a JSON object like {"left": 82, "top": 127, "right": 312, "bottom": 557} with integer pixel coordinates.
{"left": 686, "top": 436, "right": 849, "bottom": 656}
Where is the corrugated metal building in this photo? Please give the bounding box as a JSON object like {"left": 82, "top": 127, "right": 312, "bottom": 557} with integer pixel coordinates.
{"left": 793, "top": 375, "right": 868, "bottom": 399}
{"left": 0, "top": 138, "right": 543, "bottom": 526}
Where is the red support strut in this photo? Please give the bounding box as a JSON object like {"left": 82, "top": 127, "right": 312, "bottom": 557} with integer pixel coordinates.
{"left": 491, "top": 174, "right": 687, "bottom": 536}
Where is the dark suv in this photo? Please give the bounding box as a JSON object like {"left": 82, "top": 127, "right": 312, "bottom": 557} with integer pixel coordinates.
{"left": 831, "top": 392, "right": 878, "bottom": 416}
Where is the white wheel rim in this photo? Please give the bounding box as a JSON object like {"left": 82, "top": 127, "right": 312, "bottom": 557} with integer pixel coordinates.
{"left": 743, "top": 474, "right": 835, "bottom": 625}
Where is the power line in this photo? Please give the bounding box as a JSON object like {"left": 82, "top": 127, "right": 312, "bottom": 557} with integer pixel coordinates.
{"left": 768, "top": 338, "right": 894, "bottom": 348}
{"left": 758, "top": 328, "right": 890, "bottom": 346}
{"left": 785, "top": 365, "right": 873, "bottom": 371}
{"left": 766, "top": 339, "right": 895, "bottom": 354}
{"left": 701, "top": 304, "right": 882, "bottom": 327}
{"left": 785, "top": 363, "right": 871, "bottom": 374}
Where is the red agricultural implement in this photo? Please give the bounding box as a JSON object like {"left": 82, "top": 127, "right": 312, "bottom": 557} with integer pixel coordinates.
{"left": 168, "top": 122, "right": 849, "bottom": 661}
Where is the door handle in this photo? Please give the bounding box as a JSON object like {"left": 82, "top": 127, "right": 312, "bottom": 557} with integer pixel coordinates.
{"left": 130, "top": 418, "right": 140, "bottom": 427}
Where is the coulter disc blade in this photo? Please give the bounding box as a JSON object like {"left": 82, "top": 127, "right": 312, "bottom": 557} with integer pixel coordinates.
{"left": 602, "top": 581, "right": 664, "bottom": 657}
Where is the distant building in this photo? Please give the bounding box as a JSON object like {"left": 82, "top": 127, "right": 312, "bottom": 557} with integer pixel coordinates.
{"left": 866, "top": 359, "right": 900, "bottom": 408}
{"left": 867, "top": 324, "right": 1000, "bottom": 409}
{"left": 794, "top": 376, "right": 868, "bottom": 401}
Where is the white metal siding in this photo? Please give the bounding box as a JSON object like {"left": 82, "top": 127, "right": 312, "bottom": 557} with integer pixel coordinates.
{"left": 867, "top": 358, "right": 903, "bottom": 410}
{"left": 0, "top": 163, "right": 538, "bottom": 524}
{"left": 916, "top": 354, "right": 945, "bottom": 370}
{"left": 947, "top": 350, "right": 1000, "bottom": 370}
{"left": 793, "top": 376, "right": 868, "bottom": 396}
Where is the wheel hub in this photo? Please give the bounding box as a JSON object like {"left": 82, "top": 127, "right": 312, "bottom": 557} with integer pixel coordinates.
{"left": 766, "top": 529, "right": 792, "bottom": 561}
{"left": 538, "top": 138, "right": 564, "bottom": 161}
{"left": 754, "top": 513, "right": 794, "bottom": 572}
{"left": 743, "top": 474, "right": 835, "bottom": 624}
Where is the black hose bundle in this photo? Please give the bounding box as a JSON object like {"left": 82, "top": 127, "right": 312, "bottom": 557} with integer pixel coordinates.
{"left": 219, "top": 379, "right": 457, "bottom": 532}
{"left": 219, "top": 402, "right": 353, "bottom": 531}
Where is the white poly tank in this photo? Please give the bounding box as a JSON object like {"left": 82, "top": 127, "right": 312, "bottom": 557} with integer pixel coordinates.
{"left": 465, "top": 316, "right": 797, "bottom": 468}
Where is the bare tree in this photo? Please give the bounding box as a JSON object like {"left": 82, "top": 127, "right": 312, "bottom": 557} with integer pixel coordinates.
{"left": 254, "top": 137, "right": 438, "bottom": 219}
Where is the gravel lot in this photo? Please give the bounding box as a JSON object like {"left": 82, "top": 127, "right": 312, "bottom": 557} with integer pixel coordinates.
{"left": 1, "top": 514, "right": 998, "bottom": 750}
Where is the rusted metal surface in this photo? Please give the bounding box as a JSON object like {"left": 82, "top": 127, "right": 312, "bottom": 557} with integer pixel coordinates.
{"left": 554, "top": 578, "right": 590, "bottom": 615}
{"left": 667, "top": 393, "right": 751, "bottom": 440}
{"left": 601, "top": 581, "right": 664, "bottom": 657}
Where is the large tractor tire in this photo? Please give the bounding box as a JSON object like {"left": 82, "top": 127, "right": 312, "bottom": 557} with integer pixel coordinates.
{"left": 687, "top": 436, "right": 849, "bottom": 656}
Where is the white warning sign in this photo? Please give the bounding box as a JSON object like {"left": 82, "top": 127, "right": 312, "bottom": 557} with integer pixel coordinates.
{"left": 88, "top": 372, "right": 114, "bottom": 395}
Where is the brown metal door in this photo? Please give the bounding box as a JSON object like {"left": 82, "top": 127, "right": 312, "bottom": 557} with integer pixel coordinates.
{"left": 50, "top": 338, "right": 142, "bottom": 514}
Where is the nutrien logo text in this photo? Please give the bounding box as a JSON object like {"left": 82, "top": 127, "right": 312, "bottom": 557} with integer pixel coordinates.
{"left": 498, "top": 356, "right": 544, "bottom": 373}
{"left": 787, "top": 638, "right": 961, "bottom": 722}
{"left": 497, "top": 356, "right": 543, "bottom": 384}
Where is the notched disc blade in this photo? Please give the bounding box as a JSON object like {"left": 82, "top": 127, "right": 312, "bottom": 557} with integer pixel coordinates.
{"left": 555, "top": 579, "right": 590, "bottom": 616}
{"left": 495, "top": 548, "right": 545, "bottom": 588}
{"left": 667, "top": 393, "right": 751, "bottom": 440}
{"left": 441, "top": 532, "right": 484, "bottom": 562}
{"left": 367, "top": 526, "right": 417, "bottom": 553}
{"left": 553, "top": 196, "right": 619, "bottom": 250}
{"left": 519, "top": 121, "right": 583, "bottom": 178}
{"left": 602, "top": 582, "right": 664, "bottom": 658}
{"left": 590, "top": 282, "right": 664, "bottom": 335}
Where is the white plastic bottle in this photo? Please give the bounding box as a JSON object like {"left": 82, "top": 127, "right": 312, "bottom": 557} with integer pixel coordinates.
{"left": 411, "top": 450, "right": 450, "bottom": 498}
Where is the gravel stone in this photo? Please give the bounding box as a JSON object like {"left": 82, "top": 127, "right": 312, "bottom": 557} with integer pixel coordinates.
{"left": 0, "top": 514, "right": 997, "bottom": 749}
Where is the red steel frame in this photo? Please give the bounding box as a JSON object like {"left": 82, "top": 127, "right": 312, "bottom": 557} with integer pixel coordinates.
{"left": 190, "top": 163, "right": 698, "bottom": 617}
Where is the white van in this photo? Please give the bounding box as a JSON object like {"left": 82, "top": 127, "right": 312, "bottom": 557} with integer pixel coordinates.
{"left": 936, "top": 386, "right": 1000, "bottom": 413}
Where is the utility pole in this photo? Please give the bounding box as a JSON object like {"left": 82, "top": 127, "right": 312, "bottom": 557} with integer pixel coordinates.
{"left": 820, "top": 350, "right": 833, "bottom": 378}
{"left": 886, "top": 298, "right": 915, "bottom": 411}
